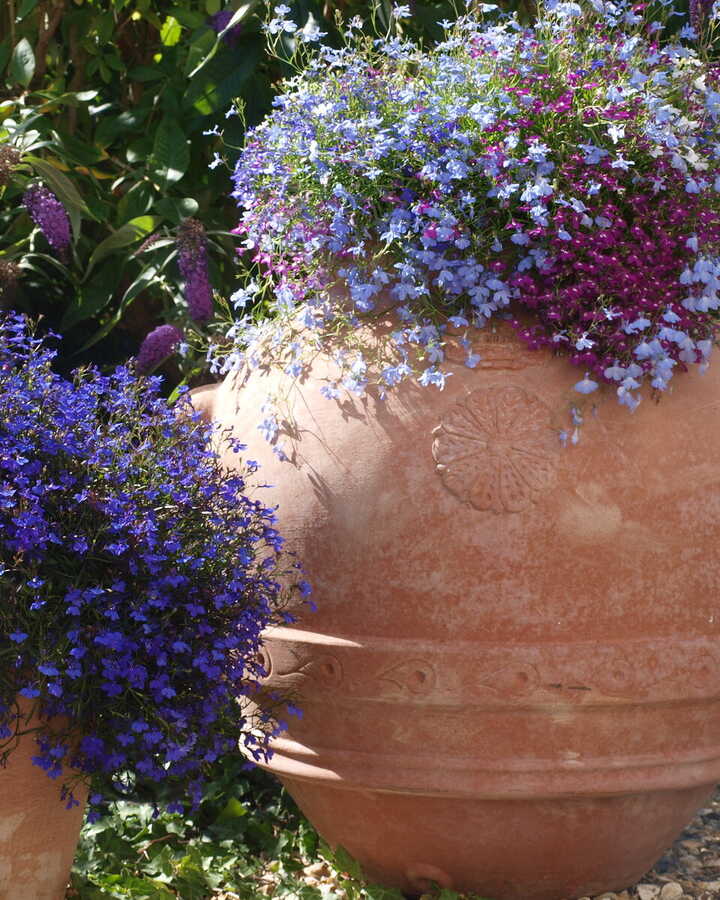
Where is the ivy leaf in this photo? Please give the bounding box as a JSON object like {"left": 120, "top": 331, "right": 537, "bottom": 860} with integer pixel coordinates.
{"left": 331, "top": 845, "right": 364, "bottom": 882}
{"left": 365, "top": 886, "right": 407, "bottom": 900}
{"left": 9, "top": 38, "right": 35, "bottom": 87}
{"left": 215, "top": 796, "right": 248, "bottom": 822}
{"left": 149, "top": 117, "right": 190, "bottom": 190}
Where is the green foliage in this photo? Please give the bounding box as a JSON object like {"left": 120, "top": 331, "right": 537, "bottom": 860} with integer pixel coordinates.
{"left": 0, "top": 0, "right": 464, "bottom": 381}
{"left": 69, "top": 755, "right": 495, "bottom": 899}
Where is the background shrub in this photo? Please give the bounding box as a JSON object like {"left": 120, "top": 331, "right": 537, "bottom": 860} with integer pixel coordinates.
{"left": 0, "top": 0, "right": 465, "bottom": 382}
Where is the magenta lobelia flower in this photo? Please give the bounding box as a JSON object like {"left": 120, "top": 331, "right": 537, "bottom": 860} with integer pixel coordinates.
{"left": 23, "top": 185, "right": 72, "bottom": 261}
{"left": 136, "top": 324, "right": 184, "bottom": 373}
{"left": 177, "top": 218, "right": 214, "bottom": 322}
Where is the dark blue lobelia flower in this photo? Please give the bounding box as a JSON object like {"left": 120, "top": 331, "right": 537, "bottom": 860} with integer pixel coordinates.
{"left": 0, "top": 312, "right": 309, "bottom": 818}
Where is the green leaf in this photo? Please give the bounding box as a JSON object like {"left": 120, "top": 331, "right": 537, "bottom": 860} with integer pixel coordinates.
{"left": 119, "top": 263, "right": 159, "bottom": 306}
{"left": 19, "top": 251, "right": 71, "bottom": 277}
{"left": 127, "top": 65, "right": 165, "bottom": 82}
{"left": 9, "top": 38, "right": 35, "bottom": 87}
{"left": 85, "top": 215, "right": 161, "bottom": 276}
{"left": 219, "top": 2, "right": 258, "bottom": 37}
{"left": 125, "top": 138, "right": 153, "bottom": 165}
{"left": 133, "top": 236, "right": 174, "bottom": 255}
{"left": 0, "top": 40, "right": 11, "bottom": 77}
{"left": 53, "top": 129, "right": 105, "bottom": 165}
{"left": 17, "top": 0, "right": 41, "bottom": 18}
{"left": 75, "top": 263, "right": 160, "bottom": 356}
{"left": 185, "top": 39, "right": 261, "bottom": 116}
{"left": 160, "top": 15, "right": 182, "bottom": 46}
{"left": 365, "top": 886, "right": 406, "bottom": 900}
{"left": 35, "top": 89, "right": 99, "bottom": 108}
{"left": 25, "top": 156, "right": 90, "bottom": 214}
{"left": 95, "top": 109, "right": 149, "bottom": 148}
{"left": 60, "top": 261, "right": 119, "bottom": 329}
{"left": 215, "top": 797, "right": 247, "bottom": 822}
{"left": 24, "top": 155, "right": 89, "bottom": 241}
{"left": 149, "top": 117, "right": 190, "bottom": 189}
{"left": 183, "top": 29, "right": 216, "bottom": 79}
{"left": 117, "top": 181, "right": 154, "bottom": 223}
{"left": 154, "top": 196, "right": 198, "bottom": 224}
{"left": 169, "top": 7, "right": 206, "bottom": 29}
{"left": 332, "top": 845, "right": 364, "bottom": 882}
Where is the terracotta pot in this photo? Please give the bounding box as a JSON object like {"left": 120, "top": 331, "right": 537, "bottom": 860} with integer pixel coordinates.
{"left": 0, "top": 702, "right": 87, "bottom": 900}
{"left": 193, "top": 319, "right": 720, "bottom": 900}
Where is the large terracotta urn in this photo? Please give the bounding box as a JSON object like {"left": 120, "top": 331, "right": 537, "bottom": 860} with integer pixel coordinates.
{"left": 194, "top": 318, "right": 720, "bottom": 899}
{"left": 0, "top": 702, "right": 87, "bottom": 899}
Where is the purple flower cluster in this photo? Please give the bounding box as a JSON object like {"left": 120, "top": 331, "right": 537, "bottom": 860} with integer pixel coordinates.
{"left": 209, "top": 8, "right": 243, "bottom": 46}
{"left": 0, "top": 314, "right": 301, "bottom": 817}
{"left": 221, "top": 1, "right": 720, "bottom": 418}
{"left": 177, "top": 218, "right": 214, "bottom": 323}
{"left": 23, "top": 184, "right": 71, "bottom": 261}
{"left": 136, "top": 323, "right": 184, "bottom": 373}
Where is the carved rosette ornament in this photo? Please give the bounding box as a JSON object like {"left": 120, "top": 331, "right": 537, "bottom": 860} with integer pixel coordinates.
{"left": 432, "top": 384, "right": 559, "bottom": 513}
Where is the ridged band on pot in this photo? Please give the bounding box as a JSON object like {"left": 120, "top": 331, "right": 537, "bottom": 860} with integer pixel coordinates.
{"left": 259, "top": 627, "right": 720, "bottom": 799}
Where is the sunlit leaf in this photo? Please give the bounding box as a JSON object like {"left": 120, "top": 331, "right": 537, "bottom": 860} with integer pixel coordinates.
{"left": 160, "top": 15, "right": 182, "bottom": 46}
{"left": 9, "top": 38, "right": 35, "bottom": 87}
{"left": 149, "top": 116, "right": 190, "bottom": 189}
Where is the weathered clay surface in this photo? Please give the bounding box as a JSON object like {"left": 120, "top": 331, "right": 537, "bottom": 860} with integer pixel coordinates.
{"left": 193, "top": 321, "right": 720, "bottom": 900}
{"left": 0, "top": 707, "right": 87, "bottom": 900}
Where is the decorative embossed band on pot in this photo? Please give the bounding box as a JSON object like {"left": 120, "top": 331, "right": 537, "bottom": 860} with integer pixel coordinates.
{"left": 258, "top": 627, "right": 720, "bottom": 797}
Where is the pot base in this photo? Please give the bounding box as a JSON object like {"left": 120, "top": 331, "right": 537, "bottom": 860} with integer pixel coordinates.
{"left": 281, "top": 777, "right": 714, "bottom": 900}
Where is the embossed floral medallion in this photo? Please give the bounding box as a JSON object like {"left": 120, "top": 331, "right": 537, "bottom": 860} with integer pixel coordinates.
{"left": 432, "top": 385, "right": 558, "bottom": 513}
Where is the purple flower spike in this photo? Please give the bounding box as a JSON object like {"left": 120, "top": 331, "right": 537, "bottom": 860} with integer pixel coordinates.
{"left": 23, "top": 185, "right": 72, "bottom": 261}
{"left": 689, "top": 0, "right": 712, "bottom": 30}
{"left": 209, "top": 9, "right": 243, "bottom": 46}
{"left": 177, "top": 218, "right": 214, "bottom": 322}
{"left": 136, "top": 324, "right": 183, "bottom": 373}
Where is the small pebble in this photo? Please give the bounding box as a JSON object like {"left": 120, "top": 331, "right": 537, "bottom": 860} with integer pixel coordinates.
{"left": 659, "top": 884, "right": 684, "bottom": 900}
{"left": 636, "top": 886, "right": 660, "bottom": 900}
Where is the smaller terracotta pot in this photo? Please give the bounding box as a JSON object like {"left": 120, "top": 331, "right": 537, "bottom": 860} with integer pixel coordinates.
{"left": 0, "top": 702, "right": 87, "bottom": 900}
